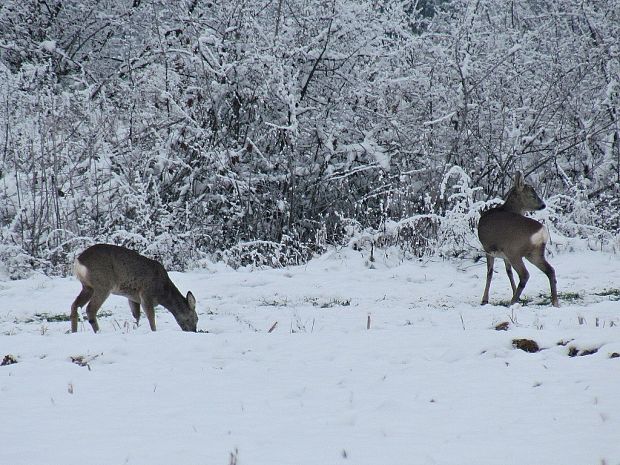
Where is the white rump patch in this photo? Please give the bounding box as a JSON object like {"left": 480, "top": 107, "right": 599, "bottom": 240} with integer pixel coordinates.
{"left": 530, "top": 226, "right": 550, "bottom": 247}
{"left": 73, "top": 259, "right": 90, "bottom": 283}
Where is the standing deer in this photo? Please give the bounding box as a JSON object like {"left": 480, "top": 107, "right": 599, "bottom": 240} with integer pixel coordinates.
{"left": 70, "top": 244, "right": 198, "bottom": 333}
{"left": 477, "top": 172, "right": 559, "bottom": 307}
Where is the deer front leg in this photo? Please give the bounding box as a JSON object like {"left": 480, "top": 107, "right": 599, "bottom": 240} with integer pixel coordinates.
{"left": 141, "top": 298, "right": 157, "bottom": 331}
{"left": 527, "top": 253, "right": 559, "bottom": 307}
{"left": 128, "top": 299, "right": 141, "bottom": 326}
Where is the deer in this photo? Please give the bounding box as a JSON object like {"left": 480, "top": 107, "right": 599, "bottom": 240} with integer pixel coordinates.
{"left": 70, "top": 244, "right": 198, "bottom": 333}
{"left": 477, "top": 171, "right": 559, "bottom": 307}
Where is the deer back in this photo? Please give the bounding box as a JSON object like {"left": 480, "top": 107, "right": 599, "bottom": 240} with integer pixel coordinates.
{"left": 75, "top": 244, "right": 169, "bottom": 301}
{"left": 478, "top": 209, "right": 548, "bottom": 258}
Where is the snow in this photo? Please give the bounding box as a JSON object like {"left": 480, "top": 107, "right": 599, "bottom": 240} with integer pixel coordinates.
{"left": 39, "top": 40, "right": 57, "bottom": 53}
{"left": 1, "top": 249, "right": 620, "bottom": 465}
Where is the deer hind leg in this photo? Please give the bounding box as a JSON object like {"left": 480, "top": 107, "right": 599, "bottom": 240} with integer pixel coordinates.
{"left": 508, "top": 256, "right": 529, "bottom": 305}
{"left": 70, "top": 285, "right": 94, "bottom": 333}
{"left": 526, "top": 252, "right": 559, "bottom": 307}
{"left": 481, "top": 254, "right": 495, "bottom": 305}
{"left": 128, "top": 299, "right": 141, "bottom": 326}
{"left": 141, "top": 298, "right": 157, "bottom": 331}
{"left": 85, "top": 289, "right": 110, "bottom": 333}
{"left": 504, "top": 259, "right": 517, "bottom": 295}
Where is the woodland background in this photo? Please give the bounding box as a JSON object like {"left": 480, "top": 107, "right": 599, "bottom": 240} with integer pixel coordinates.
{"left": 0, "top": 0, "right": 618, "bottom": 277}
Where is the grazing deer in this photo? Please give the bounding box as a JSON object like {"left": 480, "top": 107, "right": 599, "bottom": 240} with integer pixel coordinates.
{"left": 70, "top": 244, "right": 198, "bottom": 333}
{"left": 477, "top": 172, "right": 559, "bottom": 307}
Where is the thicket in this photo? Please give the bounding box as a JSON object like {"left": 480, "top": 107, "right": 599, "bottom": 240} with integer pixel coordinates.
{"left": 0, "top": 0, "right": 618, "bottom": 278}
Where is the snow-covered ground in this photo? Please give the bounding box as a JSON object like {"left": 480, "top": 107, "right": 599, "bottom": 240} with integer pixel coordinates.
{"left": 1, "top": 248, "right": 620, "bottom": 465}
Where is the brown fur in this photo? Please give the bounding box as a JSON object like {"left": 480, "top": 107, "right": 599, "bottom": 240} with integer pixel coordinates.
{"left": 70, "top": 244, "right": 198, "bottom": 332}
{"left": 477, "top": 172, "right": 558, "bottom": 307}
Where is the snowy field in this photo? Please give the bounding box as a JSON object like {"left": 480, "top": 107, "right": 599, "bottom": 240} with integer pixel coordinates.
{"left": 1, "top": 247, "right": 620, "bottom": 465}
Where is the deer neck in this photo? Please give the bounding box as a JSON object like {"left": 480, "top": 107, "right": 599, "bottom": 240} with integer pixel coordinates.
{"left": 157, "top": 282, "right": 184, "bottom": 315}
{"left": 501, "top": 191, "right": 526, "bottom": 215}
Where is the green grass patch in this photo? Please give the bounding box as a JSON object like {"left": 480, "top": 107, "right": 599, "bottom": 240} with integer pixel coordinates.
{"left": 536, "top": 291, "right": 581, "bottom": 306}
{"left": 25, "top": 312, "right": 71, "bottom": 323}
{"left": 594, "top": 288, "right": 620, "bottom": 300}
{"left": 498, "top": 296, "right": 533, "bottom": 307}
{"left": 25, "top": 310, "right": 113, "bottom": 324}
{"left": 558, "top": 291, "right": 583, "bottom": 302}
{"left": 258, "top": 297, "right": 290, "bottom": 307}
{"left": 304, "top": 297, "right": 351, "bottom": 308}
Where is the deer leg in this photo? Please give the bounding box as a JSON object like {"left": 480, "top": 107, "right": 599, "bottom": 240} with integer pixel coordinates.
{"left": 481, "top": 254, "right": 495, "bottom": 305}
{"left": 85, "top": 290, "right": 110, "bottom": 333}
{"left": 141, "top": 298, "right": 157, "bottom": 331}
{"left": 504, "top": 259, "right": 517, "bottom": 295}
{"left": 509, "top": 257, "right": 529, "bottom": 305}
{"left": 70, "top": 286, "right": 94, "bottom": 333}
{"left": 128, "top": 299, "right": 141, "bottom": 326}
{"left": 526, "top": 253, "right": 559, "bottom": 307}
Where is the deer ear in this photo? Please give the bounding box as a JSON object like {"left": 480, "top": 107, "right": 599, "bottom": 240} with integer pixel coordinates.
{"left": 186, "top": 291, "right": 196, "bottom": 310}
{"left": 514, "top": 171, "right": 525, "bottom": 188}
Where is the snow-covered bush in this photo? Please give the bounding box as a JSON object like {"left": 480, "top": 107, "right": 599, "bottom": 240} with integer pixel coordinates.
{"left": 220, "top": 235, "right": 313, "bottom": 269}
{"left": 0, "top": 244, "right": 41, "bottom": 280}
{"left": 346, "top": 166, "right": 486, "bottom": 259}
{"left": 0, "top": 0, "right": 618, "bottom": 275}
